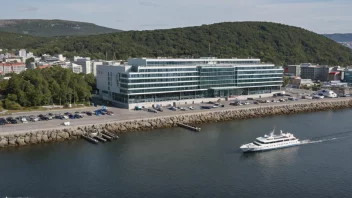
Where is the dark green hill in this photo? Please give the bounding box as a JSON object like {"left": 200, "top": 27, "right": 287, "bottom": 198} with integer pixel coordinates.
{"left": 323, "top": 33, "right": 352, "bottom": 42}
{"left": 0, "top": 19, "right": 121, "bottom": 37}
{"left": 1, "top": 22, "right": 351, "bottom": 65}
{"left": 0, "top": 31, "right": 50, "bottom": 50}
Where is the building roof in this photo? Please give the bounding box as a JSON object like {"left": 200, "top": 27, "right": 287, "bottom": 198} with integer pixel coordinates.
{"left": 329, "top": 71, "right": 340, "bottom": 75}
{"left": 38, "top": 65, "right": 49, "bottom": 69}
{"left": 0, "top": 63, "right": 25, "bottom": 66}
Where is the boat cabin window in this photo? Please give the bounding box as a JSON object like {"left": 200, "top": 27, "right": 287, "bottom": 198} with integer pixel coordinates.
{"left": 253, "top": 141, "right": 261, "bottom": 146}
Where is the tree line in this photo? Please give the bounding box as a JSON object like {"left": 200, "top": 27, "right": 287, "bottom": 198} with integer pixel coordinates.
{"left": 0, "top": 66, "right": 96, "bottom": 110}
{"left": 1, "top": 22, "right": 352, "bottom": 66}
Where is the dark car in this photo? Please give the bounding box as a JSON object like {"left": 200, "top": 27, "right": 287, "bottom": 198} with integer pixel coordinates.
{"left": 55, "top": 115, "right": 64, "bottom": 119}
{"left": 0, "top": 118, "right": 7, "bottom": 125}
{"left": 48, "top": 113, "right": 53, "bottom": 116}
{"left": 86, "top": 112, "right": 92, "bottom": 116}
{"left": 69, "top": 114, "right": 75, "bottom": 119}
{"left": 39, "top": 115, "right": 49, "bottom": 121}
{"left": 6, "top": 117, "right": 17, "bottom": 124}
{"left": 64, "top": 112, "right": 70, "bottom": 115}
{"left": 74, "top": 114, "right": 81, "bottom": 119}
{"left": 9, "top": 119, "right": 18, "bottom": 124}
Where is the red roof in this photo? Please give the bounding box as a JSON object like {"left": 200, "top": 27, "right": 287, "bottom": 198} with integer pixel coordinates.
{"left": 38, "top": 66, "right": 49, "bottom": 69}
{"left": 0, "top": 63, "right": 25, "bottom": 66}
{"left": 329, "top": 72, "right": 340, "bottom": 75}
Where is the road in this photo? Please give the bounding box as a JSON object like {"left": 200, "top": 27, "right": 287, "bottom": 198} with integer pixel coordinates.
{"left": 0, "top": 96, "right": 351, "bottom": 135}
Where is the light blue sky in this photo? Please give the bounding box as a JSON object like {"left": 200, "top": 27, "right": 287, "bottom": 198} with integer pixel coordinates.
{"left": 1, "top": 0, "right": 351, "bottom": 33}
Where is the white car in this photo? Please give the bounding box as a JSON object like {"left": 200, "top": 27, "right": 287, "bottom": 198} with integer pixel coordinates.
{"left": 189, "top": 106, "right": 195, "bottom": 110}
{"left": 180, "top": 107, "right": 186, "bottom": 111}
{"left": 212, "top": 105, "right": 219, "bottom": 108}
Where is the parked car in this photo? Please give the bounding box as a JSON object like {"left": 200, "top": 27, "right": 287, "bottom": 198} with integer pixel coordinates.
{"left": 169, "top": 107, "right": 177, "bottom": 111}
{"left": 40, "top": 116, "right": 49, "bottom": 121}
{"left": 107, "top": 111, "right": 114, "bottom": 115}
{"left": 148, "top": 108, "right": 157, "bottom": 113}
{"left": 180, "top": 107, "right": 186, "bottom": 111}
{"left": 0, "top": 118, "right": 7, "bottom": 125}
{"left": 55, "top": 115, "right": 64, "bottom": 119}
{"left": 189, "top": 106, "right": 195, "bottom": 110}
{"left": 74, "top": 114, "right": 82, "bottom": 119}
{"left": 30, "top": 117, "right": 39, "bottom": 122}
{"left": 86, "top": 111, "right": 93, "bottom": 116}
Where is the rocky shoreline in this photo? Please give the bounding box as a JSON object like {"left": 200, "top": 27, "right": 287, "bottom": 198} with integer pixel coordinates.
{"left": 1, "top": 100, "right": 352, "bottom": 148}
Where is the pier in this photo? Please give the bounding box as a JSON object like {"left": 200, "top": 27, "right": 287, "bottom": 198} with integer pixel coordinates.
{"left": 102, "top": 131, "right": 119, "bottom": 139}
{"left": 94, "top": 136, "right": 107, "bottom": 143}
{"left": 81, "top": 134, "right": 99, "bottom": 144}
{"left": 102, "top": 134, "right": 112, "bottom": 141}
{"left": 177, "top": 123, "right": 201, "bottom": 132}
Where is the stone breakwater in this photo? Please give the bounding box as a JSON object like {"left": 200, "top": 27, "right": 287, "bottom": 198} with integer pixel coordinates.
{"left": 1, "top": 100, "right": 352, "bottom": 148}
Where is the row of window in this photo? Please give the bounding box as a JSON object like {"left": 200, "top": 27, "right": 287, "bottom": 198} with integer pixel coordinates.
{"left": 237, "top": 78, "right": 282, "bottom": 83}
{"left": 121, "top": 77, "right": 200, "bottom": 84}
{"left": 122, "top": 82, "right": 199, "bottom": 89}
{"left": 237, "top": 74, "right": 282, "bottom": 79}
{"left": 146, "top": 61, "right": 260, "bottom": 66}
{"left": 126, "top": 73, "right": 198, "bottom": 78}
{"left": 237, "top": 82, "right": 282, "bottom": 87}
{"left": 127, "top": 86, "right": 200, "bottom": 94}
{"left": 138, "top": 68, "right": 196, "bottom": 72}
{"left": 199, "top": 68, "right": 234, "bottom": 72}
{"left": 238, "top": 70, "right": 282, "bottom": 75}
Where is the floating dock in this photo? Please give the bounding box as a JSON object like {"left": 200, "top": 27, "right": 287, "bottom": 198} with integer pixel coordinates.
{"left": 94, "top": 136, "right": 107, "bottom": 143}
{"left": 177, "top": 123, "right": 201, "bottom": 132}
{"left": 102, "top": 134, "right": 112, "bottom": 141}
{"left": 81, "top": 134, "right": 99, "bottom": 144}
{"left": 102, "top": 131, "right": 119, "bottom": 139}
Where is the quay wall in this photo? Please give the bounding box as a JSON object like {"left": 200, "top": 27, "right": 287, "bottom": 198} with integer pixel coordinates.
{"left": 1, "top": 100, "right": 352, "bottom": 148}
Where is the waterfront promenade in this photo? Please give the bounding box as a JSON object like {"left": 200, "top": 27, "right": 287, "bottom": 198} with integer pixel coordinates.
{"left": 0, "top": 97, "right": 351, "bottom": 136}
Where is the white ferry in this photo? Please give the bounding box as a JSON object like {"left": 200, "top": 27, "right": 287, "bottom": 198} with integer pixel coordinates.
{"left": 240, "top": 129, "right": 300, "bottom": 152}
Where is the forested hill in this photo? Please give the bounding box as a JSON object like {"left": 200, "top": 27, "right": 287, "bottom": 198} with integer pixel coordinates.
{"left": 1, "top": 22, "right": 352, "bottom": 65}
{"left": 323, "top": 33, "right": 352, "bottom": 42}
{"left": 0, "top": 19, "right": 121, "bottom": 37}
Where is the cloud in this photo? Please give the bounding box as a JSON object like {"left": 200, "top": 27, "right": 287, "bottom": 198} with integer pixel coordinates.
{"left": 19, "top": 6, "right": 39, "bottom": 12}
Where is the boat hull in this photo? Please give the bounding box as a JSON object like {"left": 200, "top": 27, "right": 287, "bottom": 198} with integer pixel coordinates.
{"left": 241, "top": 143, "right": 300, "bottom": 153}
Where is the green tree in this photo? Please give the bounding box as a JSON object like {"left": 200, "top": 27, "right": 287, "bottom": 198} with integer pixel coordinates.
{"left": 25, "top": 57, "right": 35, "bottom": 64}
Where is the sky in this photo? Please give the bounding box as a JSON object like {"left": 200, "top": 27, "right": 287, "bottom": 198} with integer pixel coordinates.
{"left": 1, "top": 0, "right": 352, "bottom": 34}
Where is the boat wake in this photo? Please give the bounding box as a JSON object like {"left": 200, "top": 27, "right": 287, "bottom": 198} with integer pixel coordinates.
{"left": 300, "top": 130, "right": 352, "bottom": 145}
{"left": 300, "top": 137, "right": 339, "bottom": 145}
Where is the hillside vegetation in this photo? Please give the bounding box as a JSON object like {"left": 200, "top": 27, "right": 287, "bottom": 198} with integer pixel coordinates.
{"left": 324, "top": 33, "right": 352, "bottom": 42}
{"left": 0, "top": 19, "right": 121, "bottom": 37}
{"left": 1, "top": 22, "right": 352, "bottom": 65}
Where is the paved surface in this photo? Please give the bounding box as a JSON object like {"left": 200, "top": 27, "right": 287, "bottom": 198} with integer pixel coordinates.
{"left": 0, "top": 95, "right": 351, "bottom": 135}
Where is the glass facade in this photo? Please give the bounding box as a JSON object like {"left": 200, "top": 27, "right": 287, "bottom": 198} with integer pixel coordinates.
{"left": 107, "top": 59, "right": 283, "bottom": 104}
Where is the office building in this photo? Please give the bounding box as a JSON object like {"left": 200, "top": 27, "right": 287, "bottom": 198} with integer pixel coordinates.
{"left": 284, "top": 65, "right": 301, "bottom": 76}
{"left": 96, "top": 57, "right": 283, "bottom": 109}
{"left": 0, "top": 63, "right": 26, "bottom": 74}
{"left": 300, "top": 63, "right": 330, "bottom": 81}
{"left": 19, "top": 49, "right": 26, "bottom": 58}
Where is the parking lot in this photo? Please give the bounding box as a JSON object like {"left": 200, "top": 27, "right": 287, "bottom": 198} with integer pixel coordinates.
{"left": 0, "top": 91, "right": 350, "bottom": 135}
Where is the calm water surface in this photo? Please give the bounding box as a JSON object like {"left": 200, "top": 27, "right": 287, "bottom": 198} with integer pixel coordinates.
{"left": 1, "top": 110, "right": 352, "bottom": 197}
